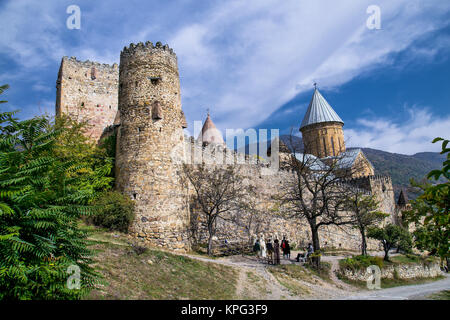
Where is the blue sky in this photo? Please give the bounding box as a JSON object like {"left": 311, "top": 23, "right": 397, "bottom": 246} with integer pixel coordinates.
{"left": 0, "top": 0, "right": 449, "bottom": 155}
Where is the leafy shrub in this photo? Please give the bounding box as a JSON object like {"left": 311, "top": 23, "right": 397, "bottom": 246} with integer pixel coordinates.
{"left": 339, "top": 255, "right": 384, "bottom": 271}
{"left": 91, "top": 191, "right": 135, "bottom": 233}
{"left": 0, "top": 110, "right": 100, "bottom": 299}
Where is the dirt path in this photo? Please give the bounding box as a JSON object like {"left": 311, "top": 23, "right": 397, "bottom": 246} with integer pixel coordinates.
{"left": 344, "top": 274, "right": 450, "bottom": 300}
{"left": 179, "top": 252, "right": 353, "bottom": 299}
{"left": 182, "top": 254, "right": 293, "bottom": 299}
{"left": 322, "top": 255, "right": 357, "bottom": 292}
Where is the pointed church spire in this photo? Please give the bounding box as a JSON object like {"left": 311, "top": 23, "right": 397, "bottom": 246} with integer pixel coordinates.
{"left": 300, "top": 87, "right": 344, "bottom": 130}
{"left": 197, "top": 110, "right": 225, "bottom": 145}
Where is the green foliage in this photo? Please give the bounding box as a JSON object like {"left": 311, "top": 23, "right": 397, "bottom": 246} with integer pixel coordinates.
{"left": 54, "top": 115, "right": 114, "bottom": 198}
{"left": 404, "top": 137, "right": 449, "bottom": 263}
{"left": 346, "top": 192, "right": 388, "bottom": 255}
{"left": 0, "top": 98, "right": 110, "bottom": 299}
{"left": 367, "top": 224, "right": 412, "bottom": 261}
{"left": 91, "top": 191, "right": 135, "bottom": 233}
{"left": 0, "top": 84, "right": 9, "bottom": 104}
{"left": 339, "top": 255, "right": 384, "bottom": 271}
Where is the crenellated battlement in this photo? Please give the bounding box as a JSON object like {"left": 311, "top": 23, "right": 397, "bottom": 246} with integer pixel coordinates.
{"left": 120, "top": 41, "right": 177, "bottom": 59}
{"left": 62, "top": 56, "right": 119, "bottom": 71}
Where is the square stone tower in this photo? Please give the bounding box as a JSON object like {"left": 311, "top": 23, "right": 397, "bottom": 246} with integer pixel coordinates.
{"left": 55, "top": 57, "right": 119, "bottom": 141}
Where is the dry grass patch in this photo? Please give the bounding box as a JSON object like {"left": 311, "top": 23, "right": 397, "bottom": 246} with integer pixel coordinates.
{"left": 87, "top": 240, "right": 238, "bottom": 300}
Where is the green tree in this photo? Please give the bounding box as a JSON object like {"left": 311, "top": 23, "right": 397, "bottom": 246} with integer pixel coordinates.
{"left": 367, "top": 224, "right": 412, "bottom": 261}
{"left": 53, "top": 115, "right": 114, "bottom": 198}
{"left": 0, "top": 84, "right": 9, "bottom": 103}
{"left": 0, "top": 87, "right": 104, "bottom": 299}
{"left": 346, "top": 191, "right": 388, "bottom": 256}
{"left": 404, "top": 137, "right": 449, "bottom": 269}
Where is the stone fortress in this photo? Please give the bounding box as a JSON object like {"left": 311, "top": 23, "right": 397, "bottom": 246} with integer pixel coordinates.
{"left": 56, "top": 41, "right": 405, "bottom": 253}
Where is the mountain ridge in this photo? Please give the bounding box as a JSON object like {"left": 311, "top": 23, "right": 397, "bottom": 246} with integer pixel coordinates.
{"left": 236, "top": 135, "right": 445, "bottom": 199}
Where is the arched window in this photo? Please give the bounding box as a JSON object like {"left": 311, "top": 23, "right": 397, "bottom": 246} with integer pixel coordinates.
{"left": 323, "top": 136, "right": 327, "bottom": 156}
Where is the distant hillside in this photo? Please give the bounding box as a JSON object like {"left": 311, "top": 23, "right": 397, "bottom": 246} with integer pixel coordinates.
{"left": 239, "top": 135, "right": 445, "bottom": 199}
{"left": 360, "top": 148, "right": 445, "bottom": 198}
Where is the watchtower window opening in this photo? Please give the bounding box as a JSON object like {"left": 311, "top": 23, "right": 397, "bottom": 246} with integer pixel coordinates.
{"left": 331, "top": 137, "right": 336, "bottom": 156}
{"left": 81, "top": 102, "right": 85, "bottom": 107}
{"left": 322, "top": 136, "right": 327, "bottom": 156}
{"left": 133, "top": 193, "right": 137, "bottom": 200}
{"left": 91, "top": 66, "right": 97, "bottom": 80}
{"left": 148, "top": 76, "right": 161, "bottom": 85}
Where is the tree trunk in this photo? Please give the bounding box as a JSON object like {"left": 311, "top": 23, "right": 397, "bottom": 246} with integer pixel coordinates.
{"left": 310, "top": 222, "right": 321, "bottom": 268}
{"left": 360, "top": 228, "right": 367, "bottom": 256}
{"left": 207, "top": 223, "right": 214, "bottom": 256}
{"left": 383, "top": 242, "right": 390, "bottom": 261}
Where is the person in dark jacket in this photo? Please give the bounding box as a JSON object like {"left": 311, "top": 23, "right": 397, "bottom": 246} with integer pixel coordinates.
{"left": 284, "top": 240, "right": 291, "bottom": 259}
{"left": 266, "top": 239, "right": 274, "bottom": 264}
{"left": 253, "top": 238, "right": 261, "bottom": 256}
{"left": 274, "top": 239, "right": 280, "bottom": 265}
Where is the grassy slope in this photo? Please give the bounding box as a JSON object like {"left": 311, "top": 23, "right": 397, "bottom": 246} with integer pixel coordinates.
{"left": 85, "top": 227, "right": 238, "bottom": 300}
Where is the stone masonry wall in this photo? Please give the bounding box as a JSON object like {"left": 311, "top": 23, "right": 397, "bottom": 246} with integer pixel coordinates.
{"left": 56, "top": 57, "right": 119, "bottom": 141}
{"left": 184, "top": 139, "right": 392, "bottom": 253}
{"left": 341, "top": 261, "right": 442, "bottom": 281}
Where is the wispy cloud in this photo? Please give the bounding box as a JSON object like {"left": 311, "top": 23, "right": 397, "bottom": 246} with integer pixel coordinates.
{"left": 345, "top": 107, "right": 450, "bottom": 155}
{"left": 0, "top": 0, "right": 449, "bottom": 147}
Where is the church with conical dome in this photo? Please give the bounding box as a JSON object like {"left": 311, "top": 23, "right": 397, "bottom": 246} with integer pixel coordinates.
{"left": 299, "top": 87, "right": 375, "bottom": 178}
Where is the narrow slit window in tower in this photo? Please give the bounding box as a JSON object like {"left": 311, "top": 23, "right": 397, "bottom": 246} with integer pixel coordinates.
{"left": 331, "top": 137, "right": 336, "bottom": 156}
{"left": 91, "top": 66, "right": 97, "bottom": 80}
{"left": 323, "top": 136, "right": 327, "bottom": 156}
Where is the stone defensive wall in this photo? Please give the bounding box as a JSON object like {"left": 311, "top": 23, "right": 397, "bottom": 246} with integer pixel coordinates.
{"left": 183, "top": 138, "right": 386, "bottom": 252}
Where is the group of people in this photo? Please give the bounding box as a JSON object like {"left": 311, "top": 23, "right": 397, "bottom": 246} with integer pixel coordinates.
{"left": 252, "top": 235, "right": 291, "bottom": 265}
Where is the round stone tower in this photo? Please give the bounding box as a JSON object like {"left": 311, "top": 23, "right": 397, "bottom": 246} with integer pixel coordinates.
{"left": 115, "top": 41, "right": 189, "bottom": 251}
{"left": 300, "top": 88, "right": 345, "bottom": 158}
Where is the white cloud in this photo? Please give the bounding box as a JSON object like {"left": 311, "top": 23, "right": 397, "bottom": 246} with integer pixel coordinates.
{"left": 168, "top": 0, "right": 450, "bottom": 130}
{"left": 0, "top": 0, "right": 449, "bottom": 136}
{"left": 345, "top": 107, "right": 450, "bottom": 155}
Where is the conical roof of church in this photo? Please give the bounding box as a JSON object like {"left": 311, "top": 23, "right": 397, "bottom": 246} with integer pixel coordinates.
{"left": 197, "top": 113, "right": 225, "bottom": 145}
{"left": 300, "top": 88, "right": 344, "bottom": 130}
